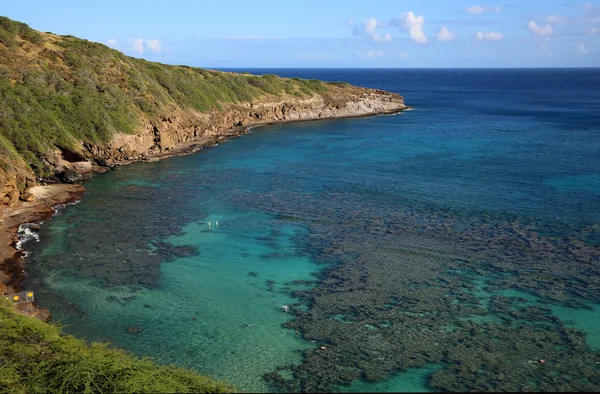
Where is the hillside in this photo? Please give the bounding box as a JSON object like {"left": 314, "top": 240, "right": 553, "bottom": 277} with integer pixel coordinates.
{"left": 0, "top": 298, "right": 235, "bottom": 393}
{"left": 0, "top": 16, "right": 407, "bottom": 205}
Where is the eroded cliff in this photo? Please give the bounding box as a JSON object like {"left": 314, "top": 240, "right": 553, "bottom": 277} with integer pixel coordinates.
{"left": 99, "top": 87, "right": 406, "bottom": 163}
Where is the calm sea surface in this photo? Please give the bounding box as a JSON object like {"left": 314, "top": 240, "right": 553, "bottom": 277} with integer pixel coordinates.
{"left": 23, "top": 69, "right": 600, "bottom": 392}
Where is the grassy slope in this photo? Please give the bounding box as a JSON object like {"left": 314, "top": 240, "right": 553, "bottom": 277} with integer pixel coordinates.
{"left": 0, "top": 16, "right": 341, "bottom": 181}
{"left": 0, "top": 299, "right": 235, "bottom": 393}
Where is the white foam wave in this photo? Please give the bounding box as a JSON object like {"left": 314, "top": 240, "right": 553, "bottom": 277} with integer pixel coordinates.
{"left": 52, "top": 199, "right": 81, "bottom": 214}
{"left": 382, "top": 110, "right": 410, "bottom": 117}
{"left": 15, "top": 224, "right": 41, "bottom": 250}
{"left": 246, "top": 125, "right": 264, "bottom": 133}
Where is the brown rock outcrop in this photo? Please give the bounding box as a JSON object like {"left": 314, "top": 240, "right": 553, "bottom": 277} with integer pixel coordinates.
{"left": 0, "top": 84, "right": 407, "bottom": 208}
{"left": 0, "top": 161, "right": 36, "bottom": 208}
{"left": 99, "top": 86, "right": 408, "bottom": 164}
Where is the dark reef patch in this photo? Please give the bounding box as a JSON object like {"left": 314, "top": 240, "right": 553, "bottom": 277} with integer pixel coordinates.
{"left": 26, "top": 169, "right": 207, "bottom": 288}
{"left": 239, "top": 190, "right": 600, "bottom": 392}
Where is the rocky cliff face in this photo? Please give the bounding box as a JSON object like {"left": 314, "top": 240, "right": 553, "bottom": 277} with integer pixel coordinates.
{"left": 0, "top": 161, "right": 35, "bottom": 206}
{"left": 94, "top": 86, "right": 407, "bottom": 163}
{"left": 0, "top": 85, "right": 407, "bottom": 205}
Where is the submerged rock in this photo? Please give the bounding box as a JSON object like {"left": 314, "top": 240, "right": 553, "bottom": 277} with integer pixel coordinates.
{"left": 126, "top": 326, "right": 144, "bottom": 334}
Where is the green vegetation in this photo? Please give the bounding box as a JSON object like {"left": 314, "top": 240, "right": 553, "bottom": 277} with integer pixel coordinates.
{"left": 0, "top": 16, "right": 43, "bottom": 47}
{"left": 0, "top": 299, "right": 235, "bottom": 393}
{"left": 0, "top": 16, "right": 331, "bottom": 177}
{"left": 326, "top": 81, "right": 351, "bottom": 88}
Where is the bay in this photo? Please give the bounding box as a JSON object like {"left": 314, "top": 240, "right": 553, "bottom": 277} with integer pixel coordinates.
{"left": 23, "top": 68, "right": 600, "bottom": 392}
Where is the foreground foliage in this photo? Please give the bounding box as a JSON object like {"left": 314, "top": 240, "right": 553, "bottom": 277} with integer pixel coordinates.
{"left": 0, "top": 16, "right": 330, "bottom": 178}
{"left": 0, "top": 300, "right": 235, "bottom": 393}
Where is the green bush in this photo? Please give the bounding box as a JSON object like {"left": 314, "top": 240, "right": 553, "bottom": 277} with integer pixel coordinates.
{"left": 0, "top": 27, "right": 16, "bottom": 47}
{"left": 326, "top": 81, "right": 351, "bottom": 88}
{"left": 0, "top": 16, "right": 43, "bottom": 46}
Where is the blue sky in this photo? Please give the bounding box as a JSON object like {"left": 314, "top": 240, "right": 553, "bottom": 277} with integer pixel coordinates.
{"left": 3, "top": 0, "right": 600, "bottom": 67}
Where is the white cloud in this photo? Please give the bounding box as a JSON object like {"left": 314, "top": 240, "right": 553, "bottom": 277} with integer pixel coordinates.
{"left": 128, "top": 38, "right": 162, "bottom": 55}
{"left": 466, "top": 5, "right": 501, "bottom": 14}
{"left": 436, "top": 26, "right": 457, "bottom": 41}
{"left": 475, "top": 31, "right": 504, "bottom": 41}
{"left": 392, "top": 11, "right": 427, "bottom": 44}
{"left": 363, "top": 18, "right": 392, "bottom": 43}
{"left": 144, "top": 39, "right": 161, "bottom": 53}
{"left": 106, "top": 38, "right": 118, "bottom": 49}
{"left": 587, "top": 27, "right": 600, "bottom": 35}
{"left": 579, "top": 42, "right": 589, "bottom": 54}
{"left": 545, "top": 14, "right": 566, "bottom": 24}
{"left": 528, "top": 21, "right": 554, "bottom": 37}
{"left": 349, "top": 11, "right": 427, "bottom": 45}
{"left": 129, "top": 38, "right": 145, "bottom": 54}
{"left": 348, "top": 18, "right": 392, "bottom": 43}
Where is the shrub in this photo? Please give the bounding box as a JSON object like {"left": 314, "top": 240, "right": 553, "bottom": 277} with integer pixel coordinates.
{"left": 0, "top": 16, "right": 43, "bottom": 46}
{"left": 326, "top": 81, "right": 351, "bottom": 88}
{"left": 0, "top": 299, "right": 235, "bottom": 393}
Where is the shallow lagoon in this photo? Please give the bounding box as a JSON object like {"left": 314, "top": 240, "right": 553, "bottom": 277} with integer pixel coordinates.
{"left": 24, "top": 69, "right": 600, "bottom": 392}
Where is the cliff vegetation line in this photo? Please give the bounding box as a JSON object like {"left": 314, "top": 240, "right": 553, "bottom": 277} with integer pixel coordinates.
{"left": 0, "top": 16, "right": 352, "bottom": 196}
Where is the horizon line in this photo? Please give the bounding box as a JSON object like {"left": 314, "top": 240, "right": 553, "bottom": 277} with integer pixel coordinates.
{"left": 209, "top": 66, "right": 600, "bottom": 70}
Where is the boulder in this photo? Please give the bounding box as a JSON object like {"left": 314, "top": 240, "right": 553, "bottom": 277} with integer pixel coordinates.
{"left": 20, "top": 191, "right": 35, "bottom": 202}
{"left": 14, "top": 302, "right": 52, "bottom": 322}
{"left": 58, "top": 170, "right": 82, "bottom": 184}
{"left": 126, "top": 326, "right": 144, "bottom": 334}
{"left": 7, "top": 190, "right": 19, "bottom": 205}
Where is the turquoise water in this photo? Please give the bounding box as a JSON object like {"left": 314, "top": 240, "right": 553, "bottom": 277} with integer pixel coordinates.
{"left": 338, "top": 364, "right": 444, "bottom": 393}
{"left": 23, "top": 69, "right": 600, "bottom": 392}
{"left": 24, "top": 167, "right": 319, "bottom": 392}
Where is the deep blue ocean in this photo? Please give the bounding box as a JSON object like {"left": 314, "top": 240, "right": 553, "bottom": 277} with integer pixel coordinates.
{"left": 22, "top": 69, "right": 600, "bottom": 392}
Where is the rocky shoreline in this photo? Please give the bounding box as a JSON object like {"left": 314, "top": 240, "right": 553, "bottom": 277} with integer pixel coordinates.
{"left": 0, "top": 184, "right": 84, "bottom": 319}
{"left": 0, "top": 89, "right": 409, "bottom": 319}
